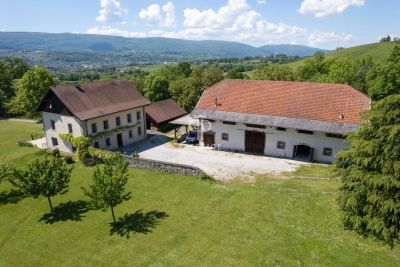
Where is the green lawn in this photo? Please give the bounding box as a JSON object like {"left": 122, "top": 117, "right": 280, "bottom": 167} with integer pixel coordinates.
{"left": 0, "top": 121, "right": 399, "bottom": 266}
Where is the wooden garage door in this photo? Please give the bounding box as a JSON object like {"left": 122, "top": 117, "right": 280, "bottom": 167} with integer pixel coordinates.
{"left": 245, "top": 131, "right": 265, "bottom": 154}
{"left": 203, "top": 132, "right": 215, "bottom": 146}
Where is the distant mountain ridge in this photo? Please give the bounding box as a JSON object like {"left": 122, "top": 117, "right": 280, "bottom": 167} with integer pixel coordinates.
{"left": 0, "top": 32, "right": 327, "bottom": 57}
{"left": 0, "top": 32, "right": 328, "bottom": 70}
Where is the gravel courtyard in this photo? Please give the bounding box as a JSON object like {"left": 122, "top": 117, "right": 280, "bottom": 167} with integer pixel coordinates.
{"left": 128, "top": 133, "right": 306, "bottom": 180}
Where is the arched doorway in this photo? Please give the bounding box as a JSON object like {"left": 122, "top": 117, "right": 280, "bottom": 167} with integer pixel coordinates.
{"left": 293, "top": 144, "right": 314, "bottom": 162}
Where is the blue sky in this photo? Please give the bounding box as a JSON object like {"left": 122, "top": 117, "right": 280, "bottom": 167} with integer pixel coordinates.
{"left": 0, "top": 0, "right": 399, "bottom": 49}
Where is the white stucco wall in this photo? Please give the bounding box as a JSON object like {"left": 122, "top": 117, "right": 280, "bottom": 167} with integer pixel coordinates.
{"left": 200, "top": 120, "right": 349, "bottom": 163}
{"left": 42, "top": 107, "right": 146, "bottom": 153}
{"left": 85, "top": 107, "right": 146, "bottom": 150}
{"left": 42, "top": 111, "right": 85, "bottom": 153}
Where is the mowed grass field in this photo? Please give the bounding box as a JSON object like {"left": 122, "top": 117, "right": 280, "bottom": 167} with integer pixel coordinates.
{"left": 0, "top": 120, "right": 399, "bottom": 266}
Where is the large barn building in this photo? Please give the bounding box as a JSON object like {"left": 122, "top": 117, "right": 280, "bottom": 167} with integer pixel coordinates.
{"left": 191, "top": 80, "right": 371, "bottom": 163}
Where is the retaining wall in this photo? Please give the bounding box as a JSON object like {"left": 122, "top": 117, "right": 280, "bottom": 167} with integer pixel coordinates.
{"left": 123, "top": 155, "right": 202, "bottom": 176}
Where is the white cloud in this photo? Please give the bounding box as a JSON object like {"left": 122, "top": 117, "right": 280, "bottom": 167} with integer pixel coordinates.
{"left": 183, "top": 0, "right": 249, "bottom": 28}
{"left": 307, "top": 31, "right": 355, "bottom": 46}
{"left": 139, "top": 2, "right": 176, "bottom": 28}
{"left": 96, "top": 0, "right": 127, "bottom": 23}
{"left": 86, "top": 26, "right": 148, "bottom": 38}
{"left": 256, "top": 0, "right": 267, "bottom": 4}
{"left": 88, "top": 0, "right": 356, "bottom": 48}
{"left": 298, "top": 0, "right": 365, "bottom": 17}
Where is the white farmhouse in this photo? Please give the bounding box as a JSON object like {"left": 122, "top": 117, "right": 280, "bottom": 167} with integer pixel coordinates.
{"left": 192, "top": 80, "right": 371, "bottom": 163}
{"left": 36, "top": 79, "right": 150, "bottom": 153}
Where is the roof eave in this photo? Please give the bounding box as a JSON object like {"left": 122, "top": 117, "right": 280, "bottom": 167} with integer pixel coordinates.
{"left": 191, "top": 108, "right": 361, "bottom": 134}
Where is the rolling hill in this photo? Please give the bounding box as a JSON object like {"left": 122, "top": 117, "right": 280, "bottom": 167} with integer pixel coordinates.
{"left": 286, "top": 41, "right": 397, "bottom": 69}
{"left": 0, "top": 32, "right": 327, "bottom": 69}
{"left": 259, "top": 44, "right": 326, "bottom": 57}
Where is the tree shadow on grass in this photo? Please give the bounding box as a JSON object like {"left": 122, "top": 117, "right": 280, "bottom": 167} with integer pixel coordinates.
{"left": 0, "top": 189, "right": 26, "bottom": 206}
{"left": 110, "top": 210, "right": 169, "bottom": 238}
{"left": 39, "top": 200, "right": 89, "bottom": 224}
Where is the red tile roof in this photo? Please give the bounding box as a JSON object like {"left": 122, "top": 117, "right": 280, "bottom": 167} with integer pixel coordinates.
{"left": 146, "top": 99, "right": 187, "bottom": 124}
{"left": 195, "top": 80, "right": 370, "bottom": 125}
{"left": 49, "top": 79, "right": 150, "bottom": 121}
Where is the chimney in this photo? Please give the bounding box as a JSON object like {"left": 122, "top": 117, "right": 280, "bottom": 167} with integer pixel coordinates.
{"left": 214, "top": 97, "right": 221, "bottom": 107}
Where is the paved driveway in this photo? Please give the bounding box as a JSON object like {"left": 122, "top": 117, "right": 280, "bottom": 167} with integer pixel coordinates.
{"left": 125, "top": 133, "right": 306, "bottom": 181}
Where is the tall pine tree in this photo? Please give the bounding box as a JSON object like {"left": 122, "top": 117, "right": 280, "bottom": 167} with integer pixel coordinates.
{"left": 334, "top": 94, "right": 400, "bottom": 246}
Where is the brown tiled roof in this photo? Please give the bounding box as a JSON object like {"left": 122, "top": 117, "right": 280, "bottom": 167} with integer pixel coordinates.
{"left": 146, "top": 99, "right": 187, "bottom": 124}
{"left": 48, "top": 79, "right": 150, "bottom": 121}
{"left": 195, "top": 79, "right": 370, "bottom": 125}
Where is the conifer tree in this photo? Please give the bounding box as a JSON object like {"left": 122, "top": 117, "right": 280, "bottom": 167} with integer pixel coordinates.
{"left": 334, "top": 94, "right": 400, "bottom": 246}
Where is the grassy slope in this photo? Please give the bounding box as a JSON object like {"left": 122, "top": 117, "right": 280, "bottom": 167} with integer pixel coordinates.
{"left": 287, "top": 42, "right": 397, "bottom": 69}
{"left": 0, "top": 121, "right": 399, "bottom": 266}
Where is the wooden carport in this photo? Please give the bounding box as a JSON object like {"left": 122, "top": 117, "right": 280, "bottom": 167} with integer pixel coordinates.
{"left": 169, "top": 114, "right": 200, "bottom": 142}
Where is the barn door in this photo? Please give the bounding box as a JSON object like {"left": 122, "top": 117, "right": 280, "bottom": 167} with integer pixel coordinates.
{"left": 245, "top": 131, "right": 265, "bottom": 154}
{"left": 203, "top": 132, "right": 215, "bottom": 146}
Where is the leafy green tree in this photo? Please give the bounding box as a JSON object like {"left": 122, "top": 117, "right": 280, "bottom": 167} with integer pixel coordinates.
{"left": 355, "top": 56, "right": 374, "bottom": 93}
{"left": 380, "top": 35, "right": 391, "bottom": 42}
{"left": 9, "top": 157, "right": 72, "bottom": 212}
{"left": 253, "top": 64, "right": 295, "bottom": 81}
{"left": 83, "top": 154, "right": 131, "bottom": 224}
{"left": 1, "top": 57, "right": 30, "bottom": 80}
{"left": 226, "top": 69, "right": 248, "bottom": 79}
{"left": 143, "top": 75, "right": 170, "bottom": 102}
{"left": 297, "top": 52, "right": 328, "bottom": 81}
{"left": 178, "top": 62, "right": 192, "bottom": 78}
{"left": 0, "top": 62, "right": 13, "bottom": 116}
{"left": 169, "top": 77, "right": 203, "bottom": 111}
{"left": 126, "top": 75, "right": 146, "bottom": 94}
{"left": 153, "top": 65, "right": 183, "bottom": 81}
{"left": 0, "top": 160, "right": 14, "bottom": 183}
{"left": 6, "top": 66, "right": 55, "bottom": 117}
{"left": 334, "top": 94, "right": 400, "bottom": 246}
{"left": 202, "top": 67, "right": 224, "bottom": 87}
{"left": 367, "top": 45, "right": 400, "bottom": 100}
{"left": 325, "top": 58, "right": 358, "bottom": 86}
{"left": 190, "top": 66, "right": 205, "bottom": 80}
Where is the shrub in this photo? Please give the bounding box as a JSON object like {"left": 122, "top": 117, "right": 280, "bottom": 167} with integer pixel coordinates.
{"left": 34, "top": 149, "right": 47, "bottom": 156}
{"left": 16, "top": 140, "right": 33, "bottom": 147}
{"left": 199, "top": 172, "right": 214, "bottom": 181}
{"left": 83, "top": 157, "right": 102, "bottom": 167}
{"left": 63, "top": 155, "right": 74, "bottom": 164}
{"left": 30, "top": 133, "right": 44, "bottom": 140}
{"left": 52, "top": 149, "right": 61, "bottom": 158}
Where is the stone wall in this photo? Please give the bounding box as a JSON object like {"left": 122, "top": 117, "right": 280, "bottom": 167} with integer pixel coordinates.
{"left": 123, "top": 155, "right": 202, "bottom": 176}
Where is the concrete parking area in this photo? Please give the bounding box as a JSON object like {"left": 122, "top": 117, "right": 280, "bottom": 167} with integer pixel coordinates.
{"left": 125, "top": 132, "right": 306, "bottom": 181}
